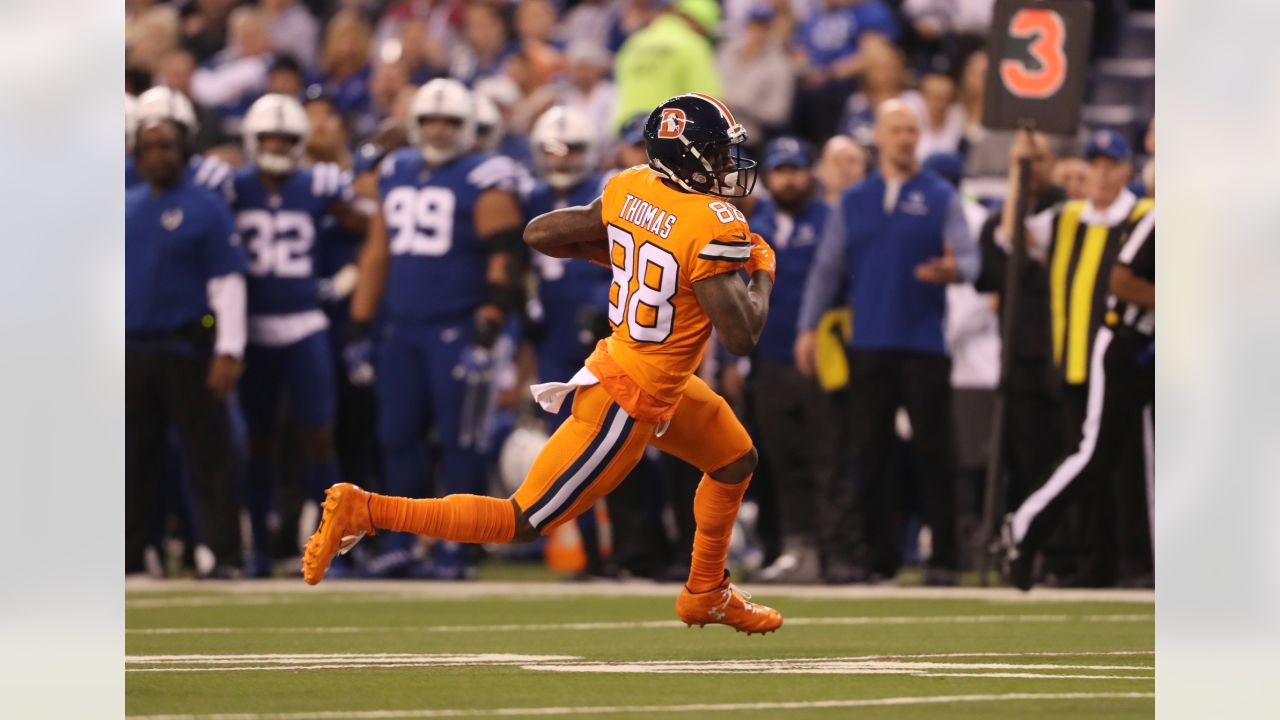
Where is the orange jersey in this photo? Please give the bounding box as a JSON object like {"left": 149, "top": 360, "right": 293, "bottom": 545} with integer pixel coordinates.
{"left": 587, "top": 165, "right": 753, "bottom": 422}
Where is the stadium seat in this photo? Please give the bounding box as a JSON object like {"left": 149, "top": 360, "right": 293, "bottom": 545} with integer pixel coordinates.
{"left": 1081, "top": 104, "right": 1141, "bottom": 147}
{"left": 1116, "top": 11, "right": 1156, "bottom": 59}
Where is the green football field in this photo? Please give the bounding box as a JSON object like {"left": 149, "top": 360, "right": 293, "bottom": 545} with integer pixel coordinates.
{"left": 125, "top": 577, "right": 1154, "bottom": 719}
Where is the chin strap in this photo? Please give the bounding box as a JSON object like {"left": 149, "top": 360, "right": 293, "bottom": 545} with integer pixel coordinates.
{"left": 651, "top": 157, "right": 749, "bottom": 198}
{"left": 650, "top": 158, "right": 699, "bottom": 194}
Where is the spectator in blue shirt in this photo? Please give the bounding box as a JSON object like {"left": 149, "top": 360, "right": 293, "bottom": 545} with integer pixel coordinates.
{"left": 792, "top": 0, "right": 901, "bottom": 145}
{"left": 796, "top": 99, "right": 979, "bottom": 585}
{"left": 126, "top": 118, "right": 250, "bottom": 579}
{"left": 319, "top": 10, "right": 374, "bottom": 119}
{"left": 451, "top": 1, "right": 516, "bottom": 86}
{"left": 797, "top": 0, "right": 900, "bottom": 70}
{"left": 190, "top": 5, "right": 273, "bottom": 132}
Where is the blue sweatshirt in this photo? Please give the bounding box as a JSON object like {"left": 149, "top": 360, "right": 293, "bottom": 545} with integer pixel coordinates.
{"left": 798, "top": 170, "right": 978, "bottom": 355}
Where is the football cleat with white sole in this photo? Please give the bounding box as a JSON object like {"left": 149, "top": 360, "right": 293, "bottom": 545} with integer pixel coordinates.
{"left": 675, "top": 572, "right": 783, "bottom": 635}
{"left": 302, "top": 483, "right": 375, "bottom": 585}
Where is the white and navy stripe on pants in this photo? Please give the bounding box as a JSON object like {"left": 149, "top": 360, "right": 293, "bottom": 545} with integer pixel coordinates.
{"left": 525, "top": 403, "right": 637, "bottom": 531}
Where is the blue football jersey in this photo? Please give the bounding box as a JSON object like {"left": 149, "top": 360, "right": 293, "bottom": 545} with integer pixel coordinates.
{"left": 229, "top": 163, "right": 353, "bottom": 316}
{"left": 525, "top": 173, "right": 612, "bottom": 378}
{"left": 378, "top": 148, "right": 522, "bottom": 323}
{"left": 749, "top": 196, "right": 829, "bottom": 364}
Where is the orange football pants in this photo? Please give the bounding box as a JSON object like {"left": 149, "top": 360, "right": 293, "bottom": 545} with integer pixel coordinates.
{"left": 513, "top": 376, "right": 753, "bottom": 534}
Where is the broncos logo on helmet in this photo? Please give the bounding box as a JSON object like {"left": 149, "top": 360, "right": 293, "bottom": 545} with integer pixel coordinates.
{"left": 656, "top": 108, "right": 688, "bottom": 139}
{"left": 643, "top": 93, "right": 758, "bottom": 198}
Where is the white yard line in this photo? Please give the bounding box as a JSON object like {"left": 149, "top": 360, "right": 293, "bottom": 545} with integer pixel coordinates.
{"left": 127, "top": 664, "right": 548, "bottom": 674}
{"left": 128, "top": 654, "right": 577, "bottom": 663}
{"left": 125, "top": 650, "right": 1154, "bottom": 664}
{"left": 125, "top": 651, "right": 1154, "bottom": 679}
{"left": 127, "top": 613, "right": 1152, "bottom": 635}
{"left": 124, "top": 691, "right": 1155, "bottom": 719}
{"left": 124, "top": 578, "right": 1155, "bottom": 604}
{"left": 524, "top": 659, "right": 1154, "bottom": 679}
{"left": 530, "top": 661, "right": 1153, "bottom": 672}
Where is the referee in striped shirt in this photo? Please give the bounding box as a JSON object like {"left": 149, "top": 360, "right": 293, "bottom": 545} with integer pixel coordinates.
{"left": 998, "top": 129, "right": 1153, "bottom": 585}
{"left": 1000, "top": 130, "right": 1153, "bottom": 440}
{"left": 1002, "top": 207, "right": 1156, "bottom": 591}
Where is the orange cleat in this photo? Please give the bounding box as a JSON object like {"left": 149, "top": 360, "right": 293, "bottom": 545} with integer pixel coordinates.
{"left": 302, "top": 483, "right": 375, "bottom": 585}
{"left": 675, "top": 574, "right": 783, "bottom": 635}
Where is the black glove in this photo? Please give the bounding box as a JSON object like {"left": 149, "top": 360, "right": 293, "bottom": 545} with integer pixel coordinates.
{"left": 342, "top": 320, "right": 375, "bottom": 386}
{"left": 472, "top": 311, "right": 503, "bottom": 350}
{"left": 575, "top": 305, "right": 612, "bottom": 348}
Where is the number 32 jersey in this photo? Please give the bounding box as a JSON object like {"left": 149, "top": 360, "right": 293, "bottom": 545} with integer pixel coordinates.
{"left": 230, "top": 163, "right": 352, "bottom": 317}
{"left": 378, "top": 149, "right": 521, "bottom": 323}
{"left": 588, "top": 165, "right": 754, "bottom": 422}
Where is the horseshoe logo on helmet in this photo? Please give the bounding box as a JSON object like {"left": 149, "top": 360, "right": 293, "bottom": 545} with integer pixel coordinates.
{"left": 656, "top": 108, "right": 688, "bottom": 139}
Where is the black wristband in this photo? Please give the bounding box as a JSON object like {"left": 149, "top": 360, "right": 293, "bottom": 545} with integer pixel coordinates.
{"left": 480, "top": 226, "right": 525, "bottom": 254}
{"left": 347, "top": 319, "right": 371, "bottom": 343}
{"left": 486, "top": 282, "right": 523, "bottom": 314}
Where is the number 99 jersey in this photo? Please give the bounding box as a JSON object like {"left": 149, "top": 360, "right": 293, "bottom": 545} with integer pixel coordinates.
{"left": 378, "top": 148, "right": 522, "bottom": 323}
{"left": 590, "top": 165, "right": 755, "bottom": 416}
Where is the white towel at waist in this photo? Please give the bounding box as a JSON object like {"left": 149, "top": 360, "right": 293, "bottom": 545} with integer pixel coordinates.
{"left": 529, "top": 367, "right": 599, "bottom": 415}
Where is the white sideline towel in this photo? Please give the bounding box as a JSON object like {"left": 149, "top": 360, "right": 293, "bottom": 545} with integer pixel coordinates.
{"left": 529, "top": 367, "right": 599, "bottom": 414}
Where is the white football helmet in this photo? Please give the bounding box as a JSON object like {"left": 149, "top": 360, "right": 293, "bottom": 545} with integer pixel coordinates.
{"left": 473, "top": 92, "right": 503, "bottom": 154}
{"left": 125, "top": 94, "right": 139, "bottom": 153}
{"left": 530, "top": 106, "right": 598, "bottom": 191}
{"left": 408, "top": 78, "right": 476, "bottom": 166}
{"left": 242, "top": 93, "right": 310, "bottom": 174}
{"left": 498, "top": 424, "right": 550, "bottom": 495}
{"left": 136, "top": 86, "right": 199, "bottom": 139}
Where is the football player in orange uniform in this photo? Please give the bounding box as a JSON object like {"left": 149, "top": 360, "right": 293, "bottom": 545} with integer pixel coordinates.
{"left": 304, "top": 93, "right": 782, "bottom": 634}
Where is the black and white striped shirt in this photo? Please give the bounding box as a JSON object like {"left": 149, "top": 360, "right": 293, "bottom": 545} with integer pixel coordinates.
{"left": 1107, "top": 209, "right": 1155, "bottom": 337}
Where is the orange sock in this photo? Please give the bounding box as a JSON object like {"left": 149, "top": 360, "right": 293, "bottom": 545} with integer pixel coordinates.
{"left": 687, "top": 474, "right": 750, "bottom": 592}
{"left": 368, "top": 493, "right": 516, "bottom": 544}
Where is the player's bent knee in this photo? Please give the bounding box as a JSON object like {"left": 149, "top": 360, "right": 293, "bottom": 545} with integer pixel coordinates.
{"left": 710, "top": 446, "right": 757, "bottom": 484}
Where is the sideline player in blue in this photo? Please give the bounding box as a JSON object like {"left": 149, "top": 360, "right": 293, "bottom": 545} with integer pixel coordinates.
{"left": 229, "top": 93, "right": 370, "bottom": 576}
{"left": 522, "top": 106, "right": 615, "bottom": 578}
{"left": 524, "top": 106, "right": 612, "bottom": 410}
{"left": 126, "top": 117, "right": 249, "bottom": 578}
{"left": 128, "top": 87, "right": 233, "bottom": 197}
{"left": 348, "top": 79, "right": 527, "bottom": 577}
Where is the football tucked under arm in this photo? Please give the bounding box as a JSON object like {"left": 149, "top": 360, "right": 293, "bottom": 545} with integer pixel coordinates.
{"left": 540, "top": 238, "right": 611, "bottom": 266}
{"left": 524, "top": 196, "right": 610, "bottom": 265}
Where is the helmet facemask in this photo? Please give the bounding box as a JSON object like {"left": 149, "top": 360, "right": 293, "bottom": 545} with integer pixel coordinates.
{"left": 653, "top": 132, "right": 758, "bottom": 198}
{"left": 254, "top": 132, "right": 304, "bottom": 175}
{"left": 417, "top": 114, "right": 471, "bottom": 166}
{"left": 537, "top": 139, "right": 592, "bottom": 191}
{"left": 703, "top": 141, "right": 758, "bottom": 198}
